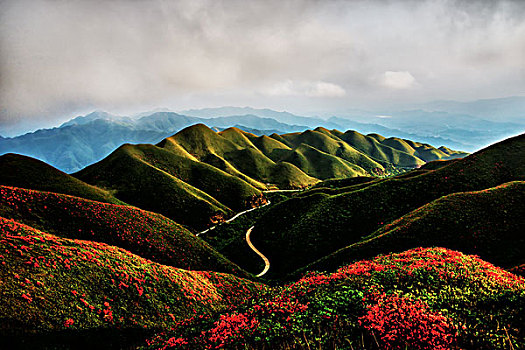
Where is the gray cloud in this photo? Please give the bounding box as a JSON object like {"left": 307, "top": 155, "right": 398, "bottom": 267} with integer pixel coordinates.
{"left": 1, "top": 0, "right": 524, "bottom": 134}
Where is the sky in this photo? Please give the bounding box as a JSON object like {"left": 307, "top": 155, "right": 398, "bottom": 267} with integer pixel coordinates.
{"left": 1, "top": 0, "right": 525, "bottom": 135}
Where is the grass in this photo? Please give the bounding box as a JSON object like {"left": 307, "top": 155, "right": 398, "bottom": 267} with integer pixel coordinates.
{"left": 0, "top": 153, "right": 125, "bottom": 205}
{"left": 299, "top": 181, "right": 525, "bottom": 275}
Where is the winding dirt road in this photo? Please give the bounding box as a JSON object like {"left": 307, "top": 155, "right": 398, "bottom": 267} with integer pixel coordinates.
{"left": 196, "top": 201, "right": 271, "bottom": 237}
{"left": 196, "top": 197, "right": 279, "bottom": 277}
{"left": 245, "top": 226, "right": 270, "bottom": 277}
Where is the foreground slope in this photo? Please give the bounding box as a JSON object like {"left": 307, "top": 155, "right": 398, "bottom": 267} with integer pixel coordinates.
{"left": 0, "top": 218, "right": 265, "bottom": 338}
{"left": 146, "top": 248, "right": 525, "bottom": 350}
{"left": 250, "top": 133, "right": 525, "bottom": 277}
{"left": 0, "top": 186, "right": 246, "bottom": 276}
{"left": 301, "top": 181, "right": 525, "bottom": 274}
{"left": 0, "top": 153, "right": 125, "bottom": 205}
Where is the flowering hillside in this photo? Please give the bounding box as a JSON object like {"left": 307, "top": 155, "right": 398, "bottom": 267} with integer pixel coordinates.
{"left": 0, "top": 217, "right": 267, "bottom": 339}
{"left": 146, "top": 248, "right": 525, "bottom": 350}
{"left": 0, "top": 185, "right": 246, "bottom": 276}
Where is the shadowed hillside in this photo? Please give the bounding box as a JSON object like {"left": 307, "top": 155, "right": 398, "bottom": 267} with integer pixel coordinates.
{"left": 249, "top": 133, "right": 525, "bottom": 278}
{"left": 300, "top": 181, "right": 525, "bottom": 275}
{"left": 0, "top": 153, "right": 125, "bottom": 205}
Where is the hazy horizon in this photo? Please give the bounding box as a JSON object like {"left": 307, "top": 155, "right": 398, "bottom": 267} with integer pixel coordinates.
{"left": 1, "top": 0, "right": 525, "bottom": 135}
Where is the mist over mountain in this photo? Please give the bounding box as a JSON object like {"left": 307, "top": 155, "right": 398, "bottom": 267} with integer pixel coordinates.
{"left": 1, "top": 97, "right": 524, "bottom": 172}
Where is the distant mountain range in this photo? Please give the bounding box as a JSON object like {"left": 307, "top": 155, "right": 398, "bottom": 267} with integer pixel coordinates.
{"left": 0, "top": 97, "right": 523, "bottom": 173}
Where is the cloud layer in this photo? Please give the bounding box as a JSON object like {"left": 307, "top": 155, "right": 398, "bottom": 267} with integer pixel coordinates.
{"left": 1, "top": 0, "right": 524, "bottom": 133}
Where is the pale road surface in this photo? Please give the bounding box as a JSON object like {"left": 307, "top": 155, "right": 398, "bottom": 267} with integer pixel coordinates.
{"left": 196, "top": 201, "right": 271, "bottom": 237}
{"left": 262, "top": 189, "right": 302, "bottom": 193}
{"left": 245, "top": 226, "right": 270, "bottom": 277}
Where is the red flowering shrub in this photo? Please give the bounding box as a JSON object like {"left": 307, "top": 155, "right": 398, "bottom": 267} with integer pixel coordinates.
{"left": 0, "top": 216, "right": 267, "bottom": 335}
{"left": 207, "top": 312, "right": 259, "bottom": 349}
{"left": 146, "top": 247, "right": 524, "bottom": 350}
{"left": 359, "top": 293, "right": 457, "bottom": 350}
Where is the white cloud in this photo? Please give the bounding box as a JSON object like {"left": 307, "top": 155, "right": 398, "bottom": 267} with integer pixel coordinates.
{"left": 1, "top": 0, "right": 525, "bottom": 131}
{"left": 381, "top": 71, "right": 417, "bottom": 89}
{"left": 263, "top": 80, "right": 346, "bottom": 97}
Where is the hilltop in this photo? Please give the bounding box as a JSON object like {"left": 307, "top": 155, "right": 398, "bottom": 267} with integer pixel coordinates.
{"left": 0, "top": 153, "right": 125, "bottom": 205}
{"left": 0, "top": 107, "right": 481, "bottom": 173}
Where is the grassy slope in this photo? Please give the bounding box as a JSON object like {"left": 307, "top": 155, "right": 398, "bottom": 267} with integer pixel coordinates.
{"left": 278, "top": 143, "right": 367, "bottom": 179}
{"left": 0, "top": 153, "right": 125, "bottom": 205}
{"left": 161, "top": 124, "right": 317, "bottom": 189}
{"left": 420, "top": 158, "right": 459, "bottom": 170}
{"left": 147, "top": 248, "right": 525, "bottom": 350}
{"left": 0, "top": 217, "right": 266, "bottom": 338}
{"left": 122, "top": 144, "right": 263, "bottom": 211}
{"left": 338, "top": 130, "right": 426, "bottom": 167}
{"left": 251, "top": 133, "right": 525, "bottom": 278}
{"left": 301, "top": 181, "right": 525, "bottom": 274}
{"left": 75, "top": 144, "right": 246, "bottom": 230}
{"left": 0, "top": 186, "right": 247, "bottom": 276}
{"left": 244, "top": 134, "right": 291, "bottom": 160}
{"left": 279, "top": 129, "right": 385, "bottom": 173}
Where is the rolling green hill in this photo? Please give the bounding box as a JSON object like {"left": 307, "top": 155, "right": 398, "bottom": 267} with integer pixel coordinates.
{"left": 157, "top": 124, "right": 464, "bottom": 188}
{"left": 248, "top": 133, "right": 524, "bottom": 278}
{"left": 75, "top": 123, "right": 458, "bottom": 231}
{"left": 160, "top": 125, "right": 318, "bottom": 189}
{"left": 0, "top": 153, "right": 125, "bottom": 205}
{"left": 0, "top": 217, "right": 265, "bottom": 346}
{"left": 74, "top": 143, "right": 265, "bottom": 230}
{"left": 300, "top": 181, "right": 525, "bottom": 274}
{"left": 0, "top": 186, "right": 247, "bottom": 276}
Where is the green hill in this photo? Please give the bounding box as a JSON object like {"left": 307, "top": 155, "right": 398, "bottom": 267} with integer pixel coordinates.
{"left": 278, "top": 129, "right": 385, "bottom": 174}
{"left": 0, "top": 153, "right": 125, "bottom": 205}
{"left": 75, "top": 143, "right": 264, "bottom": 230}
{"left": 279, "top": 143, "right": 368, "bottom": 179}
{"left": 160, "top": 124, "right": 317, "bottom": 189}
{"left": 158, "top": 124, "right": 463, "bottom": 188}
{"left": 0, "top": 217, "right": 265, "bottom": 346}
{"left": 69, "top": 124, "right": 467, "bottom": 231}
{"left": 249, "top": 133, "right": 525, "bottom": 277}
{"left": 339, "top": 130, "right": 426, "bottom": 167}
{"left": 0, "top": 186, "right": 247, "bottom": 276}
{"left": 300, "top": 181, "right": 525, "bottom": 274}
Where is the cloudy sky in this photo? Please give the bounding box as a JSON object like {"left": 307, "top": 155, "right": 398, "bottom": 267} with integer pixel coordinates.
{"left": 1, "top": 0, "right": 525, "bottom": 134}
